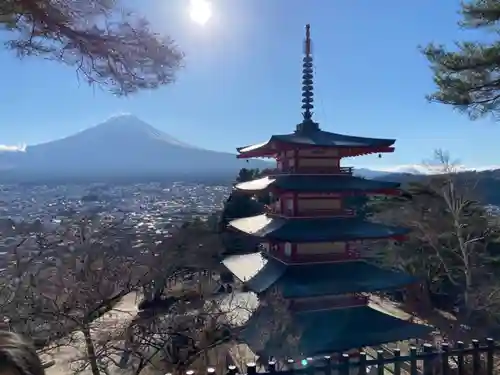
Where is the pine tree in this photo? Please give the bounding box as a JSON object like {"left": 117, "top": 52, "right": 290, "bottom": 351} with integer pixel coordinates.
{"left": 422, "top": 0, "right": 500, "bottom": 119}
{"left": 0, "top": 0, "right": 183, "bottom": 95}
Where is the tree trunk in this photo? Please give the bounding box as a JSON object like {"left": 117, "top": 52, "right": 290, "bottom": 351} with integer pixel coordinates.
{"left": 463, "top": 270, "right": 472, "bottom": 315}
{"left": 406, "top": 282, "right": 432, "bottom": 314}
{"left": 82, "top": 323, "right": 100, "bottom": 375}
{"left": 456, "top": 223, "right": 473, "bottom": 316}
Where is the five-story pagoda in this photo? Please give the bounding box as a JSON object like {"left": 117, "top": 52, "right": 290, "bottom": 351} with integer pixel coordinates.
{"left": 222, "top": 25, "right": 431, "bottom": 359}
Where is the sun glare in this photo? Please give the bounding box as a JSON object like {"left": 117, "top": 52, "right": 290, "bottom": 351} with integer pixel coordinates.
{"left": 189, "top": 0, "right": 212, "bottom": 26}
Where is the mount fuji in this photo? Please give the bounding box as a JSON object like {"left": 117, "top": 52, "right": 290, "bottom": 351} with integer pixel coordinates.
{"left": 0, "top": 115, "right": 268, "bottom": 181}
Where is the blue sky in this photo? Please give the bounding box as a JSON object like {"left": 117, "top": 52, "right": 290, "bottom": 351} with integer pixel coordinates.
{"left": 0, "top": 0, "right": 499, "bottom": 170}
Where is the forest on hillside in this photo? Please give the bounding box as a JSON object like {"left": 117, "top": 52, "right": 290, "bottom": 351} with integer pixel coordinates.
{"left": 379, "top": 168, "right": 500, "bottom": 206}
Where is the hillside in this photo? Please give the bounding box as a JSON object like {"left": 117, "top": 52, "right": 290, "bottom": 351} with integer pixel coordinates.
{"left": 377, "top": 169, "right": 500, "bottom": 206}
{"left": 0, "top": 115, "right": 269, "bottom": 181}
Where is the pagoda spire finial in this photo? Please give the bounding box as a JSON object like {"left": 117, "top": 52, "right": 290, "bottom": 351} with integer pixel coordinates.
{"left": 297, "top": 24, "right": 319, "bottom": 133}
{"left": 302, "top": 25, "right": 314, "bottom": 121}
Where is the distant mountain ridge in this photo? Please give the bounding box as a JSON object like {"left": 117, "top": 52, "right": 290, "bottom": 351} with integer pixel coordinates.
{"left": 364, "top": 164, "right": 500, "bottom": 176}
{"left": 0, "top": 115, "right": 268, "bottom": 180}
{"left": 373, "top": 168, "right": 500, "bottom": 206}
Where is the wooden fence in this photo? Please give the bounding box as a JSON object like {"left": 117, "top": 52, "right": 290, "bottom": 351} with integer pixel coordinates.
{"left": 180, "top": 339, "right": 500, "bottom": 375}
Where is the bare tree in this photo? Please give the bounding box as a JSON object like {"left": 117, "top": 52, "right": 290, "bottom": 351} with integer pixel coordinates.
{"left": 373, "top": 150, "right": 500, "bottom": 336}
{"left": 91, "top": 222, "right": 296, "bottom": 375}
{"left": 0, "top": 0, "right": 183, "bottom": 95}
{"left": 0, "top": 218, "right": 150, "bottom": 375}
{"left": 115, "top": 291, "right": 245, "bottom": 375}
{"left": 0, "top": 216, "right": 299, "bottom": 375}
{"left": 0, "top": 218, "right": 225, "bottom": 374}
{"left": 106, "top": 284, "right": 297, "bottom": 375}
{"left": 418, "top": 150, "right": 496, "bottom": 317}
{"left": 139, "top": 219, "right": 224, "bottom": 303}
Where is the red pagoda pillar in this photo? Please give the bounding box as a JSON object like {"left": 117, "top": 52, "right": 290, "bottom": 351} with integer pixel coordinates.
{"left": 222, "top": 24, "right": 431, "bottom": 360}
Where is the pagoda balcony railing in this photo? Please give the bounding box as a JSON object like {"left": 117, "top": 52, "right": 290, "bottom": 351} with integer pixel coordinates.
{"left": 264, "top": 166, "right": 353, "bottom": 175}
{"left": 296, "top": 208, "right": 356, "bottom": 217}
{"left": 267, "top": 208, "right": 356, "bottom": 218}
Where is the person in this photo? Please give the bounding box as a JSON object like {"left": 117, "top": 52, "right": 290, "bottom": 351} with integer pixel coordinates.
{"left": 0, "top": 331, "right": 45, "bottom": 375}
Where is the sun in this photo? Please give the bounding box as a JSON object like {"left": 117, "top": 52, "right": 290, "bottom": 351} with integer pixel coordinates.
{"left": 189, "top": 0, "right": 212, "bottom": 26}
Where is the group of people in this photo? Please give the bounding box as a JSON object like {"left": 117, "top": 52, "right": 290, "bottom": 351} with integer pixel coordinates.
{"left": 0, "top": 331, "right": 46, "bottom": 375}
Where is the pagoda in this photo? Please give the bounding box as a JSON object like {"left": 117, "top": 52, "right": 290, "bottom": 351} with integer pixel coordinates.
{"left": 222, "top": 25, "right": 431, "bottom": 359}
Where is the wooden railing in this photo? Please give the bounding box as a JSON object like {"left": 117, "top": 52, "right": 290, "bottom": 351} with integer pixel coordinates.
{"left": 295, "top": 208, "right": 356, "bottom": 217}
{"left": 208, "top": 338, "right": 499, "bottom": 375}
{"left": 264, "top": 166, "right": 354, "bottom": 175}
{"left": 268, "top": 208, "right": 356, "bottom": 218}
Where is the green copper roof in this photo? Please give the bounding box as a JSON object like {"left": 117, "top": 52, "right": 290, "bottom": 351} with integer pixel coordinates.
{"left": 229, "top": 214, "right": 409, "bottom": 242}
{"left": 223, "top": 253, "right": 415, "bottom": 298}
{"left": 241, "top": 305, "right": 432, "bottom": 357}
{"left": 235, "top": 174, "right": 400, "bottom": 193}
{"left": 237, "top": 130, "right": 395, "bottom": 154}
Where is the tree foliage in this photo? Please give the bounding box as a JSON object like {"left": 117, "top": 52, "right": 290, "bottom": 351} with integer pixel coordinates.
{"left": 219, "top": 168, "right": 266, "bottom": 256}
{"left": 235, "top": 168, "right": 260, "bottom": 184}
{"left": 422, "top": 0, "right": 500, "bottom": 119}
{"left": 0, "top": 0, "right": 183, "bottom": 95}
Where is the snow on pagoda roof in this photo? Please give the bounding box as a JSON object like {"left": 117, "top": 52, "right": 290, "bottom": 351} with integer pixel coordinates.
{"left": 223, "top": 253, "right": 416, "bottom": 297}
{"left": 228, "top": 214, "right": 409, "bottom": 242}
{"left": 235, "top": 174, "right": 401, "bottom": 193}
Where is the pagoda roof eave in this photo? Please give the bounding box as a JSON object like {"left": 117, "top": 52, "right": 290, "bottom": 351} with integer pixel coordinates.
{"left": 228, "top": 214, "right": 410, "bottom": 242}
{"left": 236, "top": 132, "right": 397, "bottom": 159}
{"left": 234, "top": 175, "right": 401, "bottom": 194}
{"left": 241, "top": 305, "right": 432, "bottom": 358}
{"left": 222, "top": 253, "right": 416, "bottom": 297}
{"left": 236, "top": 140, "right": 275, "bottom": 156}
